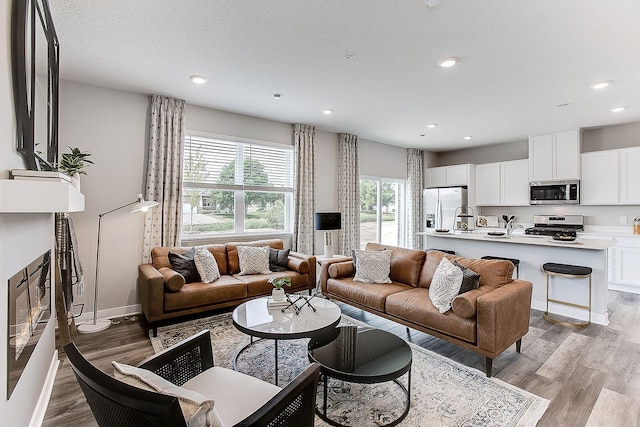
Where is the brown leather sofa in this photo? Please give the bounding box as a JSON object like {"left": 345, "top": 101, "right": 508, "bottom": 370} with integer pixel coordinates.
{"left": 139, "top": 239, "right": 316, "bottom": 335}
{"left": 320, "top": 243, "right": 532, "bottom": 377}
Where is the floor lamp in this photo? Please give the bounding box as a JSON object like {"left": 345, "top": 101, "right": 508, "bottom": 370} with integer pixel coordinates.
{"left": 77, "top": 194, "right": 159, "bottom": 334}
{"left": 314, "top": 212, "right": 342, "bottom": 257}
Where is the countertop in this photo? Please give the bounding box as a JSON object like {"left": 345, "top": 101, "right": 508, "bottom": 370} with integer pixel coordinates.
{"left": 419, "top": 230, "right": 614, "bottom": 250}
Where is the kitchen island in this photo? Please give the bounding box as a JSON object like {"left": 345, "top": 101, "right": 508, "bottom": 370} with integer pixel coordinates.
{"left": 419, "top": 230, "right": 614, "bottom": 325}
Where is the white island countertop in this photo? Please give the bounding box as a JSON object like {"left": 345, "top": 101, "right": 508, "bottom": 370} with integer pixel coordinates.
{"left": 417, "top": 230, "right": 613, "bottom": 250}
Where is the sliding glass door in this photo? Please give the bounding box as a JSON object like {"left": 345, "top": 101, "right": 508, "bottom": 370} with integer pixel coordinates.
{"left": 359, "top": 177, "right": 405, "bottom": 249}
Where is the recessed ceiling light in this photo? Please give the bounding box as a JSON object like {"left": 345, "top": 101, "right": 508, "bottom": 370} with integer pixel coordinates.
{"left": 427, "top": 123, "right": 438, "bottom": 129}
{"left": 463, "top": 136, "right": 472, "bottom": 140}
{"left": 344, "top": 54, "right": 354, "bottom": 60}
{"left": 591, "top": 81, "right": 610, "bottom": 90}
{"left": 273, "top": 93, "right": 282, "bottom": 99}
{"left": 611, "top": 106, "right": 627, "bottom": 113}
{"left": 189, "top": 75, "right": 207, "bottom": 84}
{"left": 438, "top": 57, "right": 458, "bottom": 68}
{"left": 322, "top": 109, "right": 334, "bottom": 115}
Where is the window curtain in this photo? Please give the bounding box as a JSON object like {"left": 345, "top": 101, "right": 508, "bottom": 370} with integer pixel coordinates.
{"left": 338, "top": 133, "right": 360, "bottom": 255}
{"left": 292, "top": 124, "right": 315, "bottom": 254}
{"left": 142, "top": 95, "right": 186, "bottom": 263}
{"left": 406, "top": 148, "right": 424, "bottom": 249}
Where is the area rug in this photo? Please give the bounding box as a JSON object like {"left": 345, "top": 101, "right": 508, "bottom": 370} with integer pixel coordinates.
{"left": 150, "top": 313, "right": 548, "bottom": 426}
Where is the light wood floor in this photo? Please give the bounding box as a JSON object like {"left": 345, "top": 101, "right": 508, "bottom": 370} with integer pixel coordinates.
{"left": 43, "top": 290, "right": 640, "bottom": 426}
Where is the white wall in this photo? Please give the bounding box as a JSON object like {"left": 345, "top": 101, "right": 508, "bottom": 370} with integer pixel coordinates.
{"left": 1, "top": 3, "right": 58, "bottom": 425}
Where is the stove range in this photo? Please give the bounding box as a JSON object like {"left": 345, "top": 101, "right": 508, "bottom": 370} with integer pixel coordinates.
{"left": 525, "top": 215, "right": 584, "bottom": 237}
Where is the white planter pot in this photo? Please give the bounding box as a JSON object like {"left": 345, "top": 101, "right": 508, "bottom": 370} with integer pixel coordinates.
{"left": 271, "top": 288, "right": 285, "bottom": 301}
{"left": 70, "top": 173, "right": 81, "bottom": 191}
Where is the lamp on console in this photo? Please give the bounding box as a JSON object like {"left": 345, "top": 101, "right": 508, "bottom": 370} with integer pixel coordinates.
{"left": 314, "top": 212, "right": 342, "bottom": 258}
{"left": 77, "top": 194, "right": 159, "bottom": 334}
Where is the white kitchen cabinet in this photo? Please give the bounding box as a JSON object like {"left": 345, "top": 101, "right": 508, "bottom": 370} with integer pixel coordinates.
{"left": 619, "top": 147, "right": 640, "bottom": 204}
{"left": 610, "top": 236, "right": 640, "bottom": 293}
{"left": 426, "top": 164, "right": 474, "bottom": 188}
{"left": 500, "top": 160, "right": 530, "bottom": 206}
{"left": 475, "top": 160, "right": 529, "bottom": 206}
{"left": 529, "top": 129, "right": 581, "bottom": 181}
{"left": 475, "top": 163, "right": 501, "bottom": 205}
{"left": 581, "top": 150, "right": 618, "bottom": 205}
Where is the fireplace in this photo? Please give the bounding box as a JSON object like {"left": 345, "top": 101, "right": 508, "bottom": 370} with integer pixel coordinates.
{"left": 7, "top": 251, "right": 51, "bottom": 398}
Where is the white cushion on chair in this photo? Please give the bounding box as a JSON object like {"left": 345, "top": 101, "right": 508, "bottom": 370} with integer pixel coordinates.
{"left": 182, "top": 366, "right": 281, "bottom": 426}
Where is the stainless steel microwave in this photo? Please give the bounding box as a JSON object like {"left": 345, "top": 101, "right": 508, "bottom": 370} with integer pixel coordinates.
{"left": 529, "top": 180, "right": 580, "bottom": 204}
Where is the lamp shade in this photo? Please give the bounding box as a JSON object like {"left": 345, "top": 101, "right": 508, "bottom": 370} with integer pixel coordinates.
{"left": 314, "top": 212, "right": 341, "bottom": 230}
{"left": 129, "top": 194, "right": 159, "bottom": 213}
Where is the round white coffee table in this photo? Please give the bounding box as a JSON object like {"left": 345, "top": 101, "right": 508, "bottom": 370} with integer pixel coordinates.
{"left": 232, "top": 296, "right": 341, "bottom": 385}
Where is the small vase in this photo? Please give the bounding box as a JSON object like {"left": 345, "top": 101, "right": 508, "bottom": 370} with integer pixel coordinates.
{"left": 272, "top": 288, "right": 285, "bottom": 301}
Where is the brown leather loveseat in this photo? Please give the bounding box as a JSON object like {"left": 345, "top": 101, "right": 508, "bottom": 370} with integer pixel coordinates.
{"left": 320, "top": 243, "right": 533, "bottom": 377}
{"left": 139, "top": 239, "right": 316, "bottom": 335}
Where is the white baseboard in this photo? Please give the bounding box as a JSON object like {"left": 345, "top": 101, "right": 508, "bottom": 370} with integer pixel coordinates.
{"left": 531, "top": 301, "right": 609, "bottom": 326}
{"left": 30, "top": 350, "right": 59, "bottom": 427}
{"left": 609, "top": 283, "right": 640, "bottom": 295}
{"left": 73, "top": 304, "right": 142, "bottom": 324}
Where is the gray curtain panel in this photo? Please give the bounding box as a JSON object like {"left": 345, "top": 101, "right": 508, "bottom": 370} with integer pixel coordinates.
{"left": 407, "top": 148, "right": 424, "bottom": 249}
{"left": 338, "top": 133, "right": 360, "bottom": 255}
{"left": 142, "top": 95, "right": 186, "bottom": 263}
{"left": 293, "top": 123, "right": 315, "bottom": 254}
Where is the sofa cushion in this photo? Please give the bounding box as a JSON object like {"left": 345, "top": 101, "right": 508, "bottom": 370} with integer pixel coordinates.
{"left": 365, "top": 243, "right": 425, "bottom": 287}
{"left": 226, "top": 240, "right": 284, "bottom": 274}
{"left": 159, "top": 267, "right": 186, "bottom": 292}
{"left": 237, "top": 246, "right": 271, "bottom": 275}
{"left": 326, "top": 277, "right": 412, "bottom": 312}
{"left": 385, "top": 287, "right": 476, "bottom": 343}
{"left": 419, "top": 251, "right": 514, "bottom": 289}
{"left": 194, "top": 247, "right": 221, "bottom": 284}
{"left": 152, "top": 245, "right": 228, "bottom": 276}
{"left": 164, "top": 276, "right": 247, "bottom": 312}
{"left": 353, "top": 249, "right": 392, "bottom": 284}
{"left": 269, "top": 248, "right": 290, "bottom": 272}
{"left": 235, "top": 271, "right": 310, "bottom": 297}
{"left": 112, "top": 361, "right": 222, "bottom": 427}
{"left": 168, "top": 248, "right": 201, "bottom": 283}
{"left": 451, "top": 286, "right": 494, "bottom": 318}
{"left": 429, "top": 258, "right": 463, "bottom": 313}
{"left": 454, "top": 260, "right": 480, "bottom": 294}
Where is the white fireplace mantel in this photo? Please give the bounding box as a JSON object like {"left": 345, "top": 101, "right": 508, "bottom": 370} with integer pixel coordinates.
{"left": 0, "top": 179, "right": 85, "bottom": 213}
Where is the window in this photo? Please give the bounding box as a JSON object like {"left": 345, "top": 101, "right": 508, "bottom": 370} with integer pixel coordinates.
{"left": 359, "top": 177, "right": 405, "bottom": 249}
{"left": 182, "top": 134, "right": 294, "bottom": 239}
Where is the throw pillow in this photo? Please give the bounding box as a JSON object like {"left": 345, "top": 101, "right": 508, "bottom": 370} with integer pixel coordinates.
{"left": 454, "top": 260, "right": 481, "bottom": 294}
{"left": 168, "top": 248, "right": 201, "bottom": 283}
{"left": 429, "top": 257, "right": 464, "bottom": 313}
{"left": 352, "top": 249, "right": 392, "bottom": 284}
{"left": 194, "top": 248, "right": 221, "bottom": 284}
{"left": 237, "top": 246, "right": 271, "bottom": 275}
{"left": 269, "top": 248, "right": 290, "bottom": 272}
{"left": 112, "top": 362, "right": 224, "bottom": 427}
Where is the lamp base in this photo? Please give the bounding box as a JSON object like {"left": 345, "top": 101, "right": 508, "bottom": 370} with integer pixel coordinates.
{"left": 77, "top": 319, "right": 111, "bottom": 334}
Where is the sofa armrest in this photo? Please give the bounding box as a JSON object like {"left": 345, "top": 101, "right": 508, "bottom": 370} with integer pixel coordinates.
{"left": 138, "top": 263, "right": 166, "bottom": 322}
{"left": 328, "top": 261, "right": 355, "bottom": 279}
{"left": 320, "top": 257, "right": 353, "bottom": 294}
{"left": 476, "top": 280, "right": 533, "bottom": 357}
{"left": 138, "top": 330, "right": 214, "bottom": 386}
{"left": 288, "top": 252, "right": 316, "bottom": 288}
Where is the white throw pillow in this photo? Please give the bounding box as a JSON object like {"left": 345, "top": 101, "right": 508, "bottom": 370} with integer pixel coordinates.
{"left": 429, "top": 257, "right": 464, "bottom": 313}
{"left": 112, "top": 362, "right": 224, "bottom": 427}
{"left": 237, "top": 246, "right": 271, "bottom": 275}
{"left": 194, "top": 247, "right": 221, "bottom": 283}
{"left": 353, "top": 249, "right": 392, "bottom": 284}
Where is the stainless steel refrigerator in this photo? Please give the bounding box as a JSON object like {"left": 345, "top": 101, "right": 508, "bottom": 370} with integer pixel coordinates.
{"left": 423, "top": 187, "right": 468, "bottom": 230}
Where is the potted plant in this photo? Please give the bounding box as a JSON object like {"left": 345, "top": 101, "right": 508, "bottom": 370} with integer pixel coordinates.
{"left": 268, "top": 276, "right": 291, "bottom": 301}
{"left": 59, "top": 147, "right": 93, "bottom": 189}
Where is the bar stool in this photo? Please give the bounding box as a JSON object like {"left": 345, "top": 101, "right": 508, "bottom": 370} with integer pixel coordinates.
{"left": 481, "top": 256, "right": 520, "bottom": 279}
{"left": 542, "top": 262, "right": 592, "bottom": 328}
{"left": 426, "top": 248, "right": 455, "bottom": 255}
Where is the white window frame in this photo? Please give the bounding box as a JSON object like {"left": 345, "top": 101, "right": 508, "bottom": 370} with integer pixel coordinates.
{"left": 359, "top": 175, "right": 406, "bottom": 247}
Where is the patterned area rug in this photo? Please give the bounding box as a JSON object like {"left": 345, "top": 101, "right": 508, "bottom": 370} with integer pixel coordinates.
{"left": 150, "top": 313, "right": 548, "bottom": 426}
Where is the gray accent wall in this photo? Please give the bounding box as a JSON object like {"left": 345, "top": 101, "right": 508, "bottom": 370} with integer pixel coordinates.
{"left": 583, "top": 121, "right": 640, "bottom": 152}
{"left": 437, "top": 140, "right": 529, "bottom": 166}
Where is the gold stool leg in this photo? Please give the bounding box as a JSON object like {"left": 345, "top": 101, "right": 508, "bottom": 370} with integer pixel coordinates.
{"left": 543, "top": 271, "right": 591, "bottom": 328}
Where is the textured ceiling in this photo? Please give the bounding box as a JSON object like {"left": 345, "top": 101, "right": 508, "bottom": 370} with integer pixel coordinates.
{"left": 49, "top": 0, "right": 640, "bottom": 151}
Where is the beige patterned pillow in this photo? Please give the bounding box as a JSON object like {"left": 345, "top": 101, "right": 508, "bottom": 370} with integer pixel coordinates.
{"left": 429, "top": 257, "right": 464, "bottom": 313}
{"left": 353, "top": 249, "right": 392, "bottom": 283}
{"left": 194, "top": 248, "right": 221, "bottom": 283}
{"left": 237, "top": 246, "right": 271, "bottom": 275}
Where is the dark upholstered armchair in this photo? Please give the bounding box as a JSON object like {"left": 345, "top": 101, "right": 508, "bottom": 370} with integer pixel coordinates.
{"left": 64, "top": 330, "right": 320, "bottom": 427}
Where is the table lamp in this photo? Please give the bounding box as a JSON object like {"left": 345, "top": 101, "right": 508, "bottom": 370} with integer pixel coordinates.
{"left": 314, "top": 212, "right": 342, "bottom": 258}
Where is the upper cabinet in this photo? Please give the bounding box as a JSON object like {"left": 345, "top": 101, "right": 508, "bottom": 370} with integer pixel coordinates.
{"left": 581, "top": 147, "right": 640, "bottom": 205}
{"left": 425, "top": 164, "right": 474, "bottom": 188}
{"left": 475, "top": 160, "right": 529, "bottom": 206}
{"left": 529, "top": 129, "right": 582, "bottom": 181}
